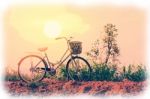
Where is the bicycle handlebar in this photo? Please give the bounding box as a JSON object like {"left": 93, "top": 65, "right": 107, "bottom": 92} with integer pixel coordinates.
{"left": 55, "top": 37, "right": 73, "bottom": 41}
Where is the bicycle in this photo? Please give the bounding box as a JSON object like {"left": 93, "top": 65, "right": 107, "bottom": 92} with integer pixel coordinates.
{"left": 18, "top": 37, "right": 92, "bottom": 83}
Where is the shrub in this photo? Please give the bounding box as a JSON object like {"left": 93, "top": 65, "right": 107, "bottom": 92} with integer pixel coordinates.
{"left": 5, "top": 74, "right": 20, "bottom": 81}
{"left": 60, "top": 63, "right": 147, "bottom": 82}
{"left": 60, "top": 63, "right": 116, "bottom": 81}
{"left": 5, "top": 67, "right": 20, "bottom": 81}
{"left": 57, "top": 66, "right": 68, "bottom": 81}
{"left": 59, "top": 66, "right": 91, "bottom": 81}
{"left": 123, "top": 65, "right": 147, "bottom": 82}
{"left": 109, "top": 71, "right": 123, "bottom": 82}
{"left": 91, "top": 63, "right": 116, "bottom": 81}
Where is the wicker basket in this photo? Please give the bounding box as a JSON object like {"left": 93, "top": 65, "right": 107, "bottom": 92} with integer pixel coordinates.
{"left": 69, "top": 41, "right": 82, "bottom": 54}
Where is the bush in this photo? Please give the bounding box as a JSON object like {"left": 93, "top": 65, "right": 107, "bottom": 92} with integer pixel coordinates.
{"left": 112, "top": 72, "right": 124, "bottom": 82}
{"left": 59, "top": 66, "right": 91, "bottom": 81}
{"left": 91, "top": 63, "right": 116, "bottom": 81}
{"left": 5, "top": 67, "right": 20, "bottom": 81}
{"left": 124, "top": 65, "right": 147, "bottom": 82}
{"left": 57, "top": 66, "right": 68, "bottom": 81}
{"left": 60, "top": 63, "right": 117, "bottom": 81}
{"left": 5, "top": 74, "right": 20, "bottom": 81}
{"left": 60, "top": 63, "right": 147, "bottom": 82}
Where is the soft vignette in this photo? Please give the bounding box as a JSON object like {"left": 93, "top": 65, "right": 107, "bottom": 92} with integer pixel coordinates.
{"left": 0, "top": 0, "right": 150, "bottom": 99}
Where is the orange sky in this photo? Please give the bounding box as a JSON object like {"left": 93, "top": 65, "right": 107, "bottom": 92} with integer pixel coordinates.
{"left": 4, "top": 4, "right": 146, "bottom": 69}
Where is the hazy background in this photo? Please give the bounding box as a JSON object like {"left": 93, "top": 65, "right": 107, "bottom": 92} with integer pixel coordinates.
{"left": 4, "top": 4, "right": 146, "bottom": 69}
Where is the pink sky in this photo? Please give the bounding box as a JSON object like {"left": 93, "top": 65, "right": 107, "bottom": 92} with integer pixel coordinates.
{"left": 4, "top": 5, "right": 146, "bottom": 69}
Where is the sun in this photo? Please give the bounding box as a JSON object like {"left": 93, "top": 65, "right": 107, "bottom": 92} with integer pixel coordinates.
{"left": 44, "top": 21, "right": 61, "bottom": 38}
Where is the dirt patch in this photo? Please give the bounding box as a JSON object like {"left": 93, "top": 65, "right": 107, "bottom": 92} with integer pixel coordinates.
{"left": 4, "top": 79, "right": 147, "bottom": 96}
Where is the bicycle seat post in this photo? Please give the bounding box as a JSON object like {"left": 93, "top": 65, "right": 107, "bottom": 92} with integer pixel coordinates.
{"left": 44, "top": 52, "right": 51, "bottom": 68}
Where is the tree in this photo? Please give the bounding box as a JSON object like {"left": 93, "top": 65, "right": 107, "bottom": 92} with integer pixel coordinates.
{"left": 86, "top": 23, "right": 120, "bottom": 65}
{"left": 103, "top": 24, "right": 120, "bottom": 64}
{"left": 86, "top": 39, "right": 101, "bottom": 64}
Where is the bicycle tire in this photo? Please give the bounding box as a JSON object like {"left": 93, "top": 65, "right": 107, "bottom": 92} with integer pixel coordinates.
{"left": 66, "top": 56, "right": 92, "bottom": 81}
{"left": 18, "top": 55, "right": 47, "bottom": 83}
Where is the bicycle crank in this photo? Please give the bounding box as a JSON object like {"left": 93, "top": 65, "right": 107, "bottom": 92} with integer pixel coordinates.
{"left": 35, "top": 67, "right": 56, "bottom": 76}
{"left": 48, "top": 68, "right": 56, "bottom": 76}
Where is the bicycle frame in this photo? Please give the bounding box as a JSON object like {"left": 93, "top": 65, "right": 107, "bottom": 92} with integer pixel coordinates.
{"left": 18, "top": 36, "right": 93, "bottom": 83}
{"left": 34, "top": 37, "right": 75, "bottom": 71}
{"left": 43, "top": 47, "right": 72, "bottom": 70}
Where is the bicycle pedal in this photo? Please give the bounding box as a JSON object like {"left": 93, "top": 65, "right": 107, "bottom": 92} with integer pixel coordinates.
{"left": 46, "top": 68, "right": 51, "bottom": 71}
{"left": 40, "top": 68, "right": 50, "bottom": 71}
{"left": 48, "top": 68, "right": 56, "bottom": 76}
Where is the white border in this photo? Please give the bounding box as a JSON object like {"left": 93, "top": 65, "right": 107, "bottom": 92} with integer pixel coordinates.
{"left": 0, "top": 0, "right": 150, "bottom": 99}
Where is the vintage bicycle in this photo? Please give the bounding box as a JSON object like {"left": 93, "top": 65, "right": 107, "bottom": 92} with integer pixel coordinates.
{"left": 18, "top": 37, "right": 92, "bottom": 83}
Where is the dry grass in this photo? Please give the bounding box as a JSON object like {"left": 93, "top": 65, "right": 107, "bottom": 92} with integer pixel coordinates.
{"left": 5, "top": 66, "right": 20, "bottom": 81}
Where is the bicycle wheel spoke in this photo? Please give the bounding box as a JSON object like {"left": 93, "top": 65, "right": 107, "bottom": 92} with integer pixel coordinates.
{"left": 33, "top": 60, "right": 43, "bottom": 69}
{"left": 72, "top": 60, "right": 78, "bottom": 73}
{"left": 75, "top": 59, "right": 81, "bottom": 81}
{"left": 31, "top": 71, "right": 34, "bottom": 81}
{"left": 30, "top": 57, "right": 33, "bottom": 68}
{"left": 67, "top": 56, "right": 91, "bottom": 81}
{"left": 76, "top": 71, "right": 81, "bottom": 81}
{"left": 68, "top": 61, "right": 74, "bottom": 80}
{"left": 18, "top": 55, "right": 46, "bottom": 83}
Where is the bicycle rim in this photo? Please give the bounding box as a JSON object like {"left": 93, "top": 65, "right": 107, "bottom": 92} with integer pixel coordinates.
{"left": 66, "top": 56, "right": 92, "bottom": 81}
{"left": 18, "top": 55, "right": 47, "bottom": 83}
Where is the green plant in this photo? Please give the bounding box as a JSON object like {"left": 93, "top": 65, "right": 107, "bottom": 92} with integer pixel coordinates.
{"left": 123, "top": 65, "right": 147, "bottom": 82}
{"left": 5, "top": 67, "right": 20, "bottom": 81}
{"left": 44, "top": 72, "right": 51, "bottom": 78}
{"left": 59, "top": 65, "right": 91, "bottom": 81}
{"left": 5, "top": 74, "right": 20, "bottom": 81}
{"left": 80, "top": 68, "right": 91, "bottom": 81}
{"left": 91, "top": 63, "right": 116, "bottom": 81}
{"left": 60, "top": 63, "right": 147, "bottom": 82}
{"left": 112, "top": 72, "right": 124, "bottom": 82}
{"left": 57, "top": 66, "right": 68, "bottom": 81}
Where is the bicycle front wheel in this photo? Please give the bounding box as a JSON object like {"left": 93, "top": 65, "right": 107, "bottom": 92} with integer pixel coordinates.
{"left": 66, "top": 56, "right": 92, "bottom": 81}
{"left": 18, "top": 55, "right": 47, "bottom": 83}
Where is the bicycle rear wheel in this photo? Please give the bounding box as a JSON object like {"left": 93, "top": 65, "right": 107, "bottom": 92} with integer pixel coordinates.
{"left": 66, "top": 56, "right": 92, "bottom": 81}
{"left": 18, "top": 55, "right": 47, "bottom": 83}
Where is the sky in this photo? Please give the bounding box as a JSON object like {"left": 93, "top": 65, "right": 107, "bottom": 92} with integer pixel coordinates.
{"left": 4, "top": 4, "right": 146, "bottom": 69}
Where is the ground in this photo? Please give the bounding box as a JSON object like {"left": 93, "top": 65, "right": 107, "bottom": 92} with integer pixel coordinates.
{"left": 4, "top": 78, "right": 147, "bottom": 97}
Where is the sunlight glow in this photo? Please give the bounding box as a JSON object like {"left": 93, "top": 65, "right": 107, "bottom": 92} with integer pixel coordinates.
{"left": 44, "top": 21, "right": 61, "bottom": 38}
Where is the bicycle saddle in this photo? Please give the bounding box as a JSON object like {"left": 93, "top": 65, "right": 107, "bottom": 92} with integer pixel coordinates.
{"left": 38, "top": 47, "right": 48, "bottom": 52}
